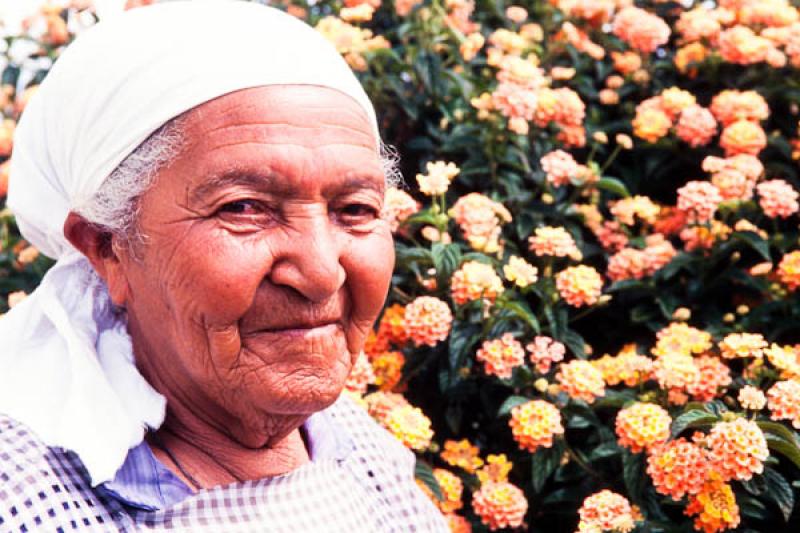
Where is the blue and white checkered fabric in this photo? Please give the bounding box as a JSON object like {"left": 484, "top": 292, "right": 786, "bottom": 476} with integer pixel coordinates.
{"left": 0, "top": 396, "right": 447, "bottom": 532}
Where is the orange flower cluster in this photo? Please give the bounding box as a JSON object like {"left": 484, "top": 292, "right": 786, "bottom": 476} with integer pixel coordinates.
{"left": 675, "top": 105, "right": 718, "bottom": 147}
{"left": 706, "top": 418, "right": 768, "bottom": 481}
{"left": 718, "top": 332, "right": 767, "bottom": 359}
{"left": 477, "top": 453, "right": 514, "bottom": 484}
{"left": 710, "top": 90, "right": 769, "bottom": 127}
{"left": 314, "top": 16, "right": 389, "bottom": 71}
{"left": 403, "top": 296, "right": 453, "bottom": 346}
{"left": 416, "top": 160, "right": 460, "bottom": 196}
{"left": 653, "top": 352, "right": 700, "bottom": 397}
{"left": 445, "top": 512, "right": 472, "bottom": 533}
{"left": 509, "top": 399, "right": 564, "bottom": 452}
{"left": 686, "top": 356, "right": 731, "bottom": 402}
{"left": 767, "top": 379, "right": 800, "bottom": 428}
{"left": 503, "top": 255, "right": 538, "bottom": 288}
{"left": 364, "top": 391, "right": 408, "bottom": 422}
{"left": 529, "top": 226, "right": 582, "bottom": 260}
{"left": 606, "top": 247, "right": 649, "bottom": 282}
{"left": 719, "top": 119, "right": 767, "bottom": 156}
{"left": 685, "top": 473, "right": 740, "bottom": 533}
{"left": 369, "top": 350, "right": 405, "bottom": 391}
{"left": 555, "top": 265, "right": 603, "bottom": 307}
{"left": 647, "top": 438, "right": 710, "bottom": 501}
{"left": 738, "top": 385, "right": 767, "bottom": 411}
{"left": 765, "top": 343, "right": 800, "bottom": 379}
{"left": 757, "top": 179, "right": 800, "bottom": 219}
{"left": 432, "top": 468, "right": 464, "bottom": 513}
{"left": 556, "top": 360, "right": 606, "bottom": 403}
{"left": 540, "top": 150, "right": 592, "bottom": 187}
{"left": 677, "top": 181, "right": 723, "bottom": 223}
{"left": 344, "top": 351, "right": 376, "bottom": 394}
{"left": 526, "top": 335, "right": 566, "bottom": 374}
{"left": 615, "top": 402, "right": 671, "bottom": 453}
{"left": 382, "top": 187, "right": 419, "bottom": 232}
{"left": 632, "top": 88, "right": 705, "bottom": 144}
{"left": 653, "top": 323, "right": 713, "bottom": 356}
{"left": 576, "top": 490, "right": 637, "bottom": 533}
{"left": 718, "top": 26, "right": 774, "bottom": 65}
{"left": 592, "top": 345, "right": 653, "bottom": 387}
{"left": 610, "top": 196, "right": 660, "bottom": 226}
{"left": 533, "top": 87, "right": 587, "bottom": 146}
{"left": 451, "top": 261, "right": 505, "bottom": 305}
{"left": 450, "top": 193, "right": 512, "bottom": 253}
{"left": 377, "top": 303, "right": 408, "bottom": 347}
{"left": 612, "top": 7, "right": 670, "bottom": 54}
{"left": 703, "top": 154, "right": 763, "bottom": 201}
{"left": 778, "top": 250, "right": 800, "bottom": 290}
{"left": 441, "top": 439, "right": 484, "bottom": 474}
{"left": 472, "top": 481, "right": 528, "bottom": 531}
{"left": 383, "top": 404, "right": 434, "bottom": 451}
{"left": 476, "top": 333, "right": 526, "bottom": 378}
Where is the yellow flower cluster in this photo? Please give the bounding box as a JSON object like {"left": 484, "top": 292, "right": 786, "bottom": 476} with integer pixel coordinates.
{"left": 509, "top": 399, "right": 564, "bottom": 452}
{"left": 615, "top": 402, "right": 671, "bottom": 453}
{"left": 556, "top": 360, "right": 606, "bottom": 403}
{"left": 576, "top": 490, "right": 637, "bottom": 533}
{"left": 450, "top": 261, "right": 504, "bottom": 305}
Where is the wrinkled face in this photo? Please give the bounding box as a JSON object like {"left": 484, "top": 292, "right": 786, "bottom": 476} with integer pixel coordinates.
{"left": 117, "top": 86, "right": 393, "bottom": 434}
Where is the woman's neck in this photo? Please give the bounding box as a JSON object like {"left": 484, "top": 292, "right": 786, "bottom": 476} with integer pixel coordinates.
{"left": 146, "top": 390, "right": 311, "bottom": 490}
{"left": 148, "top": 422, "right": 310, "bottom": 490}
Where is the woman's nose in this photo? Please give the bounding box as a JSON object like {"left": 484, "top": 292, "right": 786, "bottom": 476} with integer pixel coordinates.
{"left": 267, "top": 214, "right": 346, "bottom": 302}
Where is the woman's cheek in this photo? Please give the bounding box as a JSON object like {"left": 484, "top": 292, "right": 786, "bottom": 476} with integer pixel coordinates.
{"left": 180, "top": 229, "right": 274, "bottom": 322}
{"left": 346, "top": 229, "right": 395, "bottom": 316}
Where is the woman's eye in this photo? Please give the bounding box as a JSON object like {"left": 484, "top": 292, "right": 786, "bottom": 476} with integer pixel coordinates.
{"left": 340, "top": 203, "right": 379, "bottom": 220}
{"left": 215, "top": 200, "right": 276, "bottom": 228}
{"left": 218, "top": 200, "right": 262, "bottom": 215}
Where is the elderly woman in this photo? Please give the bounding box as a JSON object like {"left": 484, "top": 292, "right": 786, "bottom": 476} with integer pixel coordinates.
{"left": 0, "top": 2, "right": 447, "bottom": 531}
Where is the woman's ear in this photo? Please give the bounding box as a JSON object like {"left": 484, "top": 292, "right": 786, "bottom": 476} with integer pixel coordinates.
{"left": 63, "top": 212, "right": 130, "bottom": 306}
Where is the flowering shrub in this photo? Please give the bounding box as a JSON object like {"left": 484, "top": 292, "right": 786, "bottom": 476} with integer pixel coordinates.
{"left": 4, "top": 0, "right": 800, "bottom": 531}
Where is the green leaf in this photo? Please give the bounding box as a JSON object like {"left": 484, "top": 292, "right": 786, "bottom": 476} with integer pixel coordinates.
{"left": 589, "top": 440, "right": 622, "bottom": 461}
{"left": 431, "top": 242, "right": 462, "bottom": 282}
{"left": 596, "top": 177, "right": 631, "bottom": 198}
{"left": 763, "top": 467, "right": 795, "bottom": 521}
{"left": 765, "top": 433, "right": 800, "bottom": 471}
{"left": 566, "top": 414, "right": 592, "bottom": 429}
{"left": 593, "top": 389, "right": 637, "bottom": 409}
{"left": 738, "top": 493, "right": 771, "bottom": 521}
{"left": 531, "top": 440, "right": 565, "bottom": 493}
{"left": 622, "top": 449, "right": 647, "bottom": 501}
{"left": 497, "top": 395, "right": 529, "bottom": 417}
{"left": 670, "top": 410, "right": 719, "bottom": 438}
{"left": 731, "top": 231, "right": 771, "bottom": 261}
{"left": 757, "top": 421, "right": 800, "bottom": 447}
{"left": 561, "top": 329, "right": 586, "bottom": 359}
{"left": 500, "top": 300, "right": 541, "bottom": 333}
{"left": 607, "top": 279, "right": 650, "bottom": 293}
{"left": 414, "top": 460, "right": 443, "bottom": 501}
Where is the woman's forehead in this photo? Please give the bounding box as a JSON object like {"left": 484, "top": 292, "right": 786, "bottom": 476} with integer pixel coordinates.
{"left": 181, "top": 85, "right": 377, "bottom": 150}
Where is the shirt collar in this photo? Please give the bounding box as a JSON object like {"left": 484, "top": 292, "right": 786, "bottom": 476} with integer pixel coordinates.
{"left": 99, "top": 403, "right": 355, "bottom": 511}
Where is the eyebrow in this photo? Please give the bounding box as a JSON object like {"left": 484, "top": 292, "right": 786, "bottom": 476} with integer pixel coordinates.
{"left": 189, "top": 169, "right": 385, "bottom": 203}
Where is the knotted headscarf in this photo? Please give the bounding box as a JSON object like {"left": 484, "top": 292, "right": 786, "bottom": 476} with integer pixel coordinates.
{"left": 1, "top": 0, "right": 378, "bottom": 486}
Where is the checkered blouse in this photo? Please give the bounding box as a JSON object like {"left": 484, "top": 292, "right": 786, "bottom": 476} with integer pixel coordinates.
{"left": 0, "top": 396, "right": 448, "bottom": 532}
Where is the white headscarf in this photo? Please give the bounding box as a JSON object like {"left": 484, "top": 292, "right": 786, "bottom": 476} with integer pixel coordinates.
{"left": 1, "top": 0, "right": 379, "bottom": 486}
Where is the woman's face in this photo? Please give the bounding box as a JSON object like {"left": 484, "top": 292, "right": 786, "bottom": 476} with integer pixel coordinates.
{"left": 113, "top": 86, "right": 394, "bottom": 441}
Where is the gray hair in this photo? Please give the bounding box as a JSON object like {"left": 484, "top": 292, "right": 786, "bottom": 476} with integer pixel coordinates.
{"left": 74, "top": 118, "right": 402, "bottom": 241}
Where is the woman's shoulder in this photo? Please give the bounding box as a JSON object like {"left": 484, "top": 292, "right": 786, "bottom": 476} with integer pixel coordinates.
{"left": 0, "top": 414, "right": 123, "bottom": 531}
{"left": 326, "top": 394, "right": 415, "bottom": 468}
